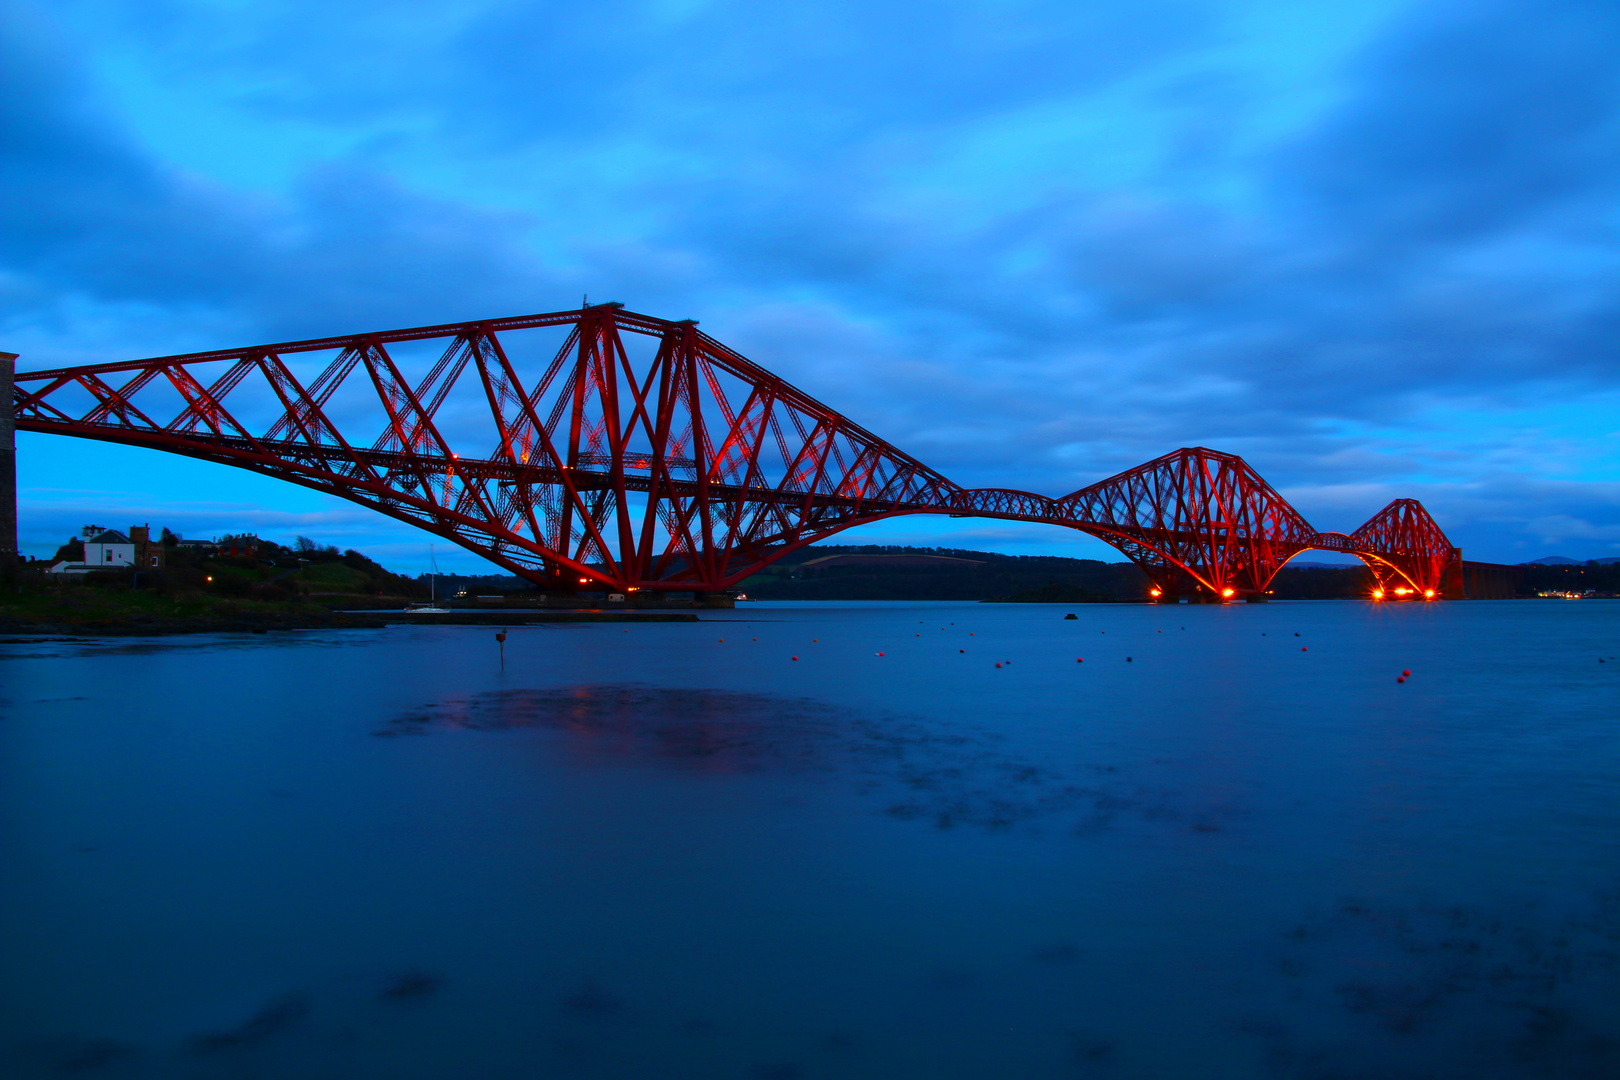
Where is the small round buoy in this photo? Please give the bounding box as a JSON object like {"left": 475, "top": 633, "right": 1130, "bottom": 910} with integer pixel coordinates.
{"left": 753, "top": 637, "right": 757, "bottom": 641}
{"left": 719, "top": 638, "right": 724, "bottom": 642}
{"left": 1076, "top": 658, "right": 1083, "bottom": 663}
{"left": 1302, "top": 647, "right": 1307, "bottom": 651}
{"left": 877, "top": 652, "right": 885, "bottom": 657}
{"left": 960, "top": 649, "right": 965, "bottom": 653}
{"left": 1294, "top": 633, "right": 1300, "bottom": 637}
{"left": 792, "top": 655, "right": 798, "bottom": 661}
{"left": 1126, "top": 656, "right": 1133, "bottom": 662}
{"left": 995, "top": 662, "right": 1003, "bottom": 668}
{"left": 1397, "top": 676, "right": 1405, "bottom": 683}
{"left": 1402, "top": 669, "right": 1410, "bottom": 676}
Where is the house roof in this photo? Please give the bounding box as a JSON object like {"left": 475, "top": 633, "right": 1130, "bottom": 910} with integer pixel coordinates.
{"left": 85, "top": 529, "right": 129, "bottom": 544}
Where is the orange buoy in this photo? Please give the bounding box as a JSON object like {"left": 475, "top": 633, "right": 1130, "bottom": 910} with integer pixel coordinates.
{"left": 1301, "top": 647, "right": 1307, "bottom": 651}
{"left": 792, "top": 655, "right": 799, "bottom": 661}
{"left": 1076, "top": 658, "right": 1083, "bottom": 663}
{"left": 1397, "top": 676, "right": 1405, "bottom": 683}
{"left": 1402, "top": 669, "right": 1411, "bottom": 676}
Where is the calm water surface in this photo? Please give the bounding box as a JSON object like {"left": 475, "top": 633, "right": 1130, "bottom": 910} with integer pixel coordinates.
{"left": 2, "top": 600, "right": 1617, "bottom": 1078}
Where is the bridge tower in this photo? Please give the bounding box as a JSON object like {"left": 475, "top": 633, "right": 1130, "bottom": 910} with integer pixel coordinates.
{"left": 1, "top": 350, "right": 16, "bottom": 569}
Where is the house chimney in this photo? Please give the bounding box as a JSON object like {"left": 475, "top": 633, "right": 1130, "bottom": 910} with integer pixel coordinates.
{"left": 1, "top": 351, "right": 16, "bottom": 562}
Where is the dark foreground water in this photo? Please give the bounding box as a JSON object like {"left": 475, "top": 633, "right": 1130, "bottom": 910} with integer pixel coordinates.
{"left": 2, "top": 600, "right": 1617, "bottom": 1079}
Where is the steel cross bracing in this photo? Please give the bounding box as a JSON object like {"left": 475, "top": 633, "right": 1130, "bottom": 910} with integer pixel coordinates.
{"left": 11, "top": 304, "right": 1460, "bottom": 598}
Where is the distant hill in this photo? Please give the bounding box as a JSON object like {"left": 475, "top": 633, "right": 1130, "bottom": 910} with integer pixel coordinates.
{"left": 738, "top": 546, "right": 1148, "bottom": 601}
{"left": 383, "top": 546, "right": 1620, "bottom": 601}
{"left": 1522, "top": 556, "right": 1620, "bottom": 566}
{"left": 736, "top": 545, "right": 1394, "bottom": 601}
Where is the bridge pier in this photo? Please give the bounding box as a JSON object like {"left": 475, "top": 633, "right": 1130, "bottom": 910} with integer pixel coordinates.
{"left": 1, "top": 350, "right": 16, "bottom": 574}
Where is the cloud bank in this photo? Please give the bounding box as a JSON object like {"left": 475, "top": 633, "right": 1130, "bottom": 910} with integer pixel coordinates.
{"left": 6, "top": 0, "right": 1620, "bottom": 563}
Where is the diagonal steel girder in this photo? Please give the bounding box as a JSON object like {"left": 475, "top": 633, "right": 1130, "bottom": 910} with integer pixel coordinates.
{"left": 11, "top": 305, "right": 1459, "bottom": 596}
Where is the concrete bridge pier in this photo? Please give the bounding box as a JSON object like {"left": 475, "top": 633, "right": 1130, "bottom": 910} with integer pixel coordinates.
{"left": 1, "top": 351, "right": 16, "bottom": 573}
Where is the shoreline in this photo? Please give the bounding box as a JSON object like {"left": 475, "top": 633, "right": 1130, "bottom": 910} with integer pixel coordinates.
{"left": 0, "top": 610, "right": 701, "bottom": 637}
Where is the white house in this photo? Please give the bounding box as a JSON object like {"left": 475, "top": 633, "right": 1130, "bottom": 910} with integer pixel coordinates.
{"left": 48, "top": 526, "right": 136, "bottom": 575}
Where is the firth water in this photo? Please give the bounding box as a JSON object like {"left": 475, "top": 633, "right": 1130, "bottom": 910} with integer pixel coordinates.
{"left": 2, "top": 601, "right": 1617, "bottom": 1078}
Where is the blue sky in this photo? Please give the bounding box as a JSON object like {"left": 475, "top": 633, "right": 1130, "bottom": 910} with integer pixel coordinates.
{"left": 5, "top": 0, "right": 1619, "bottom": 574}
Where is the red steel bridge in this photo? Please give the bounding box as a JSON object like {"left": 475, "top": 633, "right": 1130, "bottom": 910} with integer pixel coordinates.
{"left": 10, "top": 303, "right": 1460, "bottom": 601}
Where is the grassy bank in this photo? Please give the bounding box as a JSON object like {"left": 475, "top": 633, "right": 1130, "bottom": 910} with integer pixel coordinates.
{"left": 0, "top": 545, "right": 427, "bottom": 634}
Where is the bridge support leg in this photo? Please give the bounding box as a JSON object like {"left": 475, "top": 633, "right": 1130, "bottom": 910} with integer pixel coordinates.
{"left": 1441, "top": 553, "right": 1466, "bottom": 600}
{"left": 0, "top": 350, "right": 16, "bottom": 577}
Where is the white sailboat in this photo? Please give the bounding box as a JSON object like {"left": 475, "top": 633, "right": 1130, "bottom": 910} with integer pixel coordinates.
{"left": 406, "top": 546, "right": 451, "bottom": 613}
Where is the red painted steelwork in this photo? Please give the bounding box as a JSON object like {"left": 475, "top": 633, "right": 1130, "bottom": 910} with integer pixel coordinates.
{"left": 11, "top": 304, "right": 1459, "bottom": 597}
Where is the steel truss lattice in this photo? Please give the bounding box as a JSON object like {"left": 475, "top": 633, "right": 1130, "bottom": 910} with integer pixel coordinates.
{"left": 11, "top": 304, "right": 1460, "bottom": 598}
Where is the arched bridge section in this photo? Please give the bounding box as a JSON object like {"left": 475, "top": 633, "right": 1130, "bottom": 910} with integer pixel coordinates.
{"left": 10, "top": 304, "right": 1459, "bottom": 599}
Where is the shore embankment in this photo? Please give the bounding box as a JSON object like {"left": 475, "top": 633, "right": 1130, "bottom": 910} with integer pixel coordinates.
{"left": 0, "top": 610, "right": 701, "bottom": 636}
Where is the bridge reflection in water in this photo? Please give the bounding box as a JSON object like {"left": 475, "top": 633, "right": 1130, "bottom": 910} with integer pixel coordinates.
{"left": 12, "top": 304, "right": 1461, "bottom": 601}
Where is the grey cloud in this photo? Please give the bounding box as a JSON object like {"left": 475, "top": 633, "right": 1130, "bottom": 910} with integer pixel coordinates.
{"left": 8, "top": 0, "right": 1620, "bottom": 561}
{"left": 1285, "top": 0, "right": 1620, "bottom": 244}
{"left": 0, "top": 5, "right": 566, "bottom": 345}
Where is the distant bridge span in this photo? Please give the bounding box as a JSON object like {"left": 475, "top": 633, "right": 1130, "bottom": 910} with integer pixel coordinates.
{"left": 10, "top": 303, "right": 1459, "bottom": 600}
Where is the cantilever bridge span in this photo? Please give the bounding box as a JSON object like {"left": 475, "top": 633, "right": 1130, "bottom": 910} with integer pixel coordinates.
{"left": 11, "top": 304, "right": 1459, "bottom": 600}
